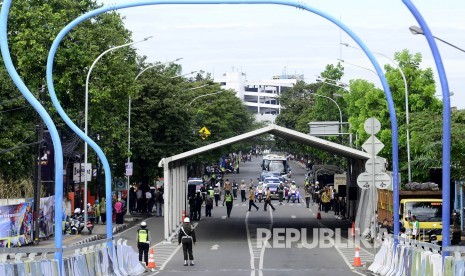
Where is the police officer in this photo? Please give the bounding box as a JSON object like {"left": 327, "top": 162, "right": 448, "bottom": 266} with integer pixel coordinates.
{"left": 137, "top": 221, "right": 150, "bottom": 266}
{"left": 223, "top": 190, "right": 234, "bottom": 218}
{"left": 178, "top": 217, "right": 196, "bottom": 266}
{"left": 232, "top": 180, "right": 238, "bottom": 199}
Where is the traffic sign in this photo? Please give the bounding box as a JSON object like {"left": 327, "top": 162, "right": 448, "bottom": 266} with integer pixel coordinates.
{"left": 125, "top": 162, "right": 133, "bottom": 176}
{"left": 356, "top": 172, "right": 373, "bottom": 189}
{"left": 199, "top": 126, "right": 211, "bottom": 140}
{"left": 364, "top": 117, "right": 381, "bottom": 135}
{"left": 365, "top": 157, "right": 386, "bottom": 174}
{"left": 362, "top": 135, "right": 384, "bottom": 156}
{"left": 374, "top": 172, "right": 391, "bottom": 189}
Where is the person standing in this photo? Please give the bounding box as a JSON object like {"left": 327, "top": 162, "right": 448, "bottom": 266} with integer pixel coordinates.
{"left": 214, "top": 184, "right": 221, "bottom": 207}
{"left": 278, "top": 182, "right": 285, "bottom": 205}
{"left": 263, "top": 187, "right": 276, "bottom": 212}
{"left": 222, "top": 190, "right": 234, "bottom": 218}
{"left": 129, "top": 185, "right": 136, "bottom": 214}
{"left": 410, "top": 215, "right": 420, "bottom": 240}
{"left": 137, "top": 221, "right": 150, "bottom": 266}
{"left": 248, "top": 187, "right": 259, "bottom": 211}
{"left": 115, "top": 199, "right": 124, "bottom": 224}
{"left": 240, "top": 180, "right": 247, "bottom": 202}
{"left": 232, "top": 180, "right": 238, "bottom": 199}
{"left": 93, "top": 200, "right": 100, "bottom": 225}
{"left": 321, "top": 188, "right": 331, "bottom": 213}
{"left": 100, "top": 197, "right": 107, "bottom": 225}
{"left": 136, "top": 186, "right": 143, "bottom": 213}
{"left": 195, "top": 192, "right": 203, "bottom": 221}
{"left": 304, "top": 184, "right": 311, "bottom": 208}
{"left": 178, "top": 217, "right": 196, "bottom": 266}
{"left": 188, "top": 195, "right": 197, "bottom": 221}
{"left": 205, "top": 193, "right": 213, "bottom": 217}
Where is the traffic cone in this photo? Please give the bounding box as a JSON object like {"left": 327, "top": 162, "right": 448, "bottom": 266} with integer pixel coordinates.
{"left": 353, "top": 246, "right": 362, "bottom": 267}
{"left": 316, "top": 207, "right": 321, "bottom": 219}
{"left": 351, "top": 222, "right": 355, "bottom": 237}
{"left": 147, "top": 248, "right": 157, "bottom": 271}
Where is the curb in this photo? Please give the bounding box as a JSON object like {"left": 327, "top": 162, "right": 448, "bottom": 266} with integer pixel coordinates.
{"left": 68, "top": 224, "right": 128, "bottom": 246}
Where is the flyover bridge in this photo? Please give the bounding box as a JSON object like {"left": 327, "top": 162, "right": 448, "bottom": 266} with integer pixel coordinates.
{"left": 158, "top": 124, "right": 371, "bottom": 239}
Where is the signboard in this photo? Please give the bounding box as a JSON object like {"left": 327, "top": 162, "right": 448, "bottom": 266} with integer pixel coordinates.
{"left": 125, "top": 162, "right": 133, "bottom": 176}
{"left": 362, "top": 136, "right": 384, "bottom": 156}
{"left": 199, "top": 126, "right": 211, "bottom": 140}
{"left": 73, "top": 163, "right": 92, "bottom": 182}
{"left": 365, "top": 157, "right": 386, "bottom": 174}
{"left": 374, "top": 172, "right": 391, "bottom": 189}
{"left": 364, "top": 117, "right": 381, "bottom": 134}
{"left": 357, "top": 172, "right": 373, "bottom": 189}
{"left": 308, "top": 121, "right": 340, "bottom": 136}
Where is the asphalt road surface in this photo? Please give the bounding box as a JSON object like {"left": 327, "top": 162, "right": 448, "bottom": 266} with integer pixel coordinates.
{"left": 119, "top": 155, "right": 371, "bottom": 276}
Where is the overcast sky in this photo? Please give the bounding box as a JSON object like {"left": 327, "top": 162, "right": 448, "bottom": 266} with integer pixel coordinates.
{"left": 98, "top": 0, "right": 465, "bottom": 109}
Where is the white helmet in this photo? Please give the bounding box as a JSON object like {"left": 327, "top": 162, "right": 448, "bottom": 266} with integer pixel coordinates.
{"left": 141, "top": 221, "right": 147, "bottom": 228}
{"left": 184, "top": 217, "right": 190, "bottom": 223}
{"left": 74, "top": 208, "right": 81, "bottom": 214}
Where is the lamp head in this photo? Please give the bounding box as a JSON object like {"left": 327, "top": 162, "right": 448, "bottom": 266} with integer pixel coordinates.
{"left": 409, "top": 26, "right": 423, "bottom": 35}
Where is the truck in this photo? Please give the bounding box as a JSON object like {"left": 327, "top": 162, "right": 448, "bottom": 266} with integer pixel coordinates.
{"left": 377, "top": 189, "right": 444, "bottom": 242}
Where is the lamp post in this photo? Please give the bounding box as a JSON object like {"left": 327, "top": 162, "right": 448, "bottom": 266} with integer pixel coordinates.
{"left": 84, "top": 36, "right": 152, "bottom": 231}
{"left": 188, "top": 90, "right": 226, "bottom": 107}
{"left": 306, "top": 90, "right": 343, "bottom": 135}
{"left": 341, "top": 43, "right": 412, "bottom": 182}
{"left": 316, "top": 76, "right": 349, "bottom": 91}
{"left": 128, "top": 57, "right": 183, "bottom": 215}
{"left": 409, "top": 26, "right": 465, "bottom": 53}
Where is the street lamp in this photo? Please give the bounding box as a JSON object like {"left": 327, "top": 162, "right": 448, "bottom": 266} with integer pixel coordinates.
{"left": 188, "top": 90, "right": 227, "bottom": 107}
{"left": 83, "top": 36, "right": 152, "bottom": 230}
{"left": 337, "top": 58, "right": 377, "bottom": 75}
{"left": 409, "top": 26, "right": 465, "bottom": 53}
{"left": 128, "top": 57, "right": 183, "bottom": 215}
{"left": 315, "top": 76, "right": 349, "bottom": 90}
{"left": 341, "top": 43, "right": 412, "bottom": 182}
{"left": 305, "top": 90, "right": 343, "bottom": 135}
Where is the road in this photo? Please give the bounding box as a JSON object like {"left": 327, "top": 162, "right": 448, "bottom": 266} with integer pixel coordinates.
{"left": 117, "top": 155, "right": 372, "bottom": 275}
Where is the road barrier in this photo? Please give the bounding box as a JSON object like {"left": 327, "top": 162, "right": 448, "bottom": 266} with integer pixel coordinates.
{"left": 0, "top": 238, "right": 146, "bottom": 275}
{"left": 368, "top": 236, "right": 465, "bottom": 275}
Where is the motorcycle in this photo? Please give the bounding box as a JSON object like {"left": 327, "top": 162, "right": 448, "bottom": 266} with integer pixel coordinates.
{"left": 70, "top": 208, "right": 85, "bottom": 235}
{"left": 289, "top": 189, "right": 300, "bottom": 203}
{"left": 255, "top": 188, "right": 264, "bottom": 203}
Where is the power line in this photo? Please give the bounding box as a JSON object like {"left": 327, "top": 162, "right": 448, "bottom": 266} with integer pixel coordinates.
{"left": 0, "top": 140, "right": 44, "bottom": 154}
{"left": 0, "top": 105, "right": 30, "bottom": 113}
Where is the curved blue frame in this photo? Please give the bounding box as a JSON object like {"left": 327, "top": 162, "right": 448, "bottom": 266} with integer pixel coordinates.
{"left": 1, "top": 0, "right": 400, "bottom": 271}
{"left": 403, "top": 0, "right": 452, "bottom": 254}
{"left": 0, "top": 0, "right": 64, "bottom": 263}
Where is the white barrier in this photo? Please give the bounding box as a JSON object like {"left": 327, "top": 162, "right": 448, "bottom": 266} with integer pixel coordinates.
{"left": 368, "top": 237, "right": 465, "bottom": 276}
{"left": 0, "top": 239, "right": 146, "bottom": 276}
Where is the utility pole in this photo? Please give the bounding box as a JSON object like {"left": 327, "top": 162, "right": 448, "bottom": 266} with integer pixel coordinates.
{"left": 33, "top": 85, "right": 45, "bottom": 245}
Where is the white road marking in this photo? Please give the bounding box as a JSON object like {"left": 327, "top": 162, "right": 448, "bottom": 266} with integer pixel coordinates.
{"left": 291, "top": 215, "right": 296, "bottom": 219}
{"left": 211, "top": 244, "right": 219, "bottom": 250}
{"left": 221, "top": 216, "right": 227, "bottom": 219}
{"left": 245, "top": 212, "right": 255, "bottom": 270}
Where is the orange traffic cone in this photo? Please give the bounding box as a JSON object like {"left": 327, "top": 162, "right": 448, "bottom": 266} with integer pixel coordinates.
{"left": 316, "top": 207, "right": 321, "bottom": 220}
{"left": 147, "top": 248, "right": 157, "bottom": 271}
{"left": 353, "top": 246, "right": 362, "bottom": 267}
{"left": 351, "top": 222, "right": 355, "bottom": 237}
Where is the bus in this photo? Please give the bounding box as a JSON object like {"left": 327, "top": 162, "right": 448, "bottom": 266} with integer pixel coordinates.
{"left": 263, "top": 155, "right": 290, "bottom": 178}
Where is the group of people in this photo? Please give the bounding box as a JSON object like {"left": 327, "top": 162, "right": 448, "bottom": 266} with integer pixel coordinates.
{"left": 309, "top": 183, "right": 346, "bottom": 217}
{"left": 129, "top": 183, "right": 164, "bottom": 216}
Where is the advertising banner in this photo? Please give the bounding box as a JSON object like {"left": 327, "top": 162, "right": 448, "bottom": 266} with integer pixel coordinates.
{"left": 0, "top": 202, "right": 33, "bottom": 247}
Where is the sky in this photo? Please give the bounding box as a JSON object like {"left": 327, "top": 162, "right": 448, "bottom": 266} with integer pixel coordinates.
{"left": 98, "top": 0, "right": 465, "bottom": 109}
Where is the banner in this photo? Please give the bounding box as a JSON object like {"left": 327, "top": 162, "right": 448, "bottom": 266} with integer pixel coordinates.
{"left": 38, "top": 196, "right": 55, "bottom": 239}
{"left": 0, "top": 202, "right": 33, "bottom": 247}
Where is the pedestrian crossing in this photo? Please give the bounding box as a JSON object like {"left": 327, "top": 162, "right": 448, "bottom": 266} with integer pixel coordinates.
{"left": 235, "top": 202, "right": 303, "bottom": 207}
{"left": 151, "top": 241, "right": 180, "bottom": 270}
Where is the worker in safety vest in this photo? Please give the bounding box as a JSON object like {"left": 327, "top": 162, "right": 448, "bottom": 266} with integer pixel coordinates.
{"left": 222, "top": 190, "right": 234, "bottom": 218}
{"left": 178, "top": 217, "right": 197, "bottom": 266}
{"left": 137, "top": 221, "right": 151, "bottom": 265}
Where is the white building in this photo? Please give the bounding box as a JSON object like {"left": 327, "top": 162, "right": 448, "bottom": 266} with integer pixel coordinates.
{"left": 215, "top": 72, "right": 301, "bottom": 123}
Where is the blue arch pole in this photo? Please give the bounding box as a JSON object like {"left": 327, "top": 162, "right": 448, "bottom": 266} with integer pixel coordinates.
{"left": 403, "top": 0, "right": 452, "bottom": 255}
{"left": 41, "top": 0, "right": 398, "bottom": 265}
{"left": 0, "top": 0, "right": 64, "bottom": 263}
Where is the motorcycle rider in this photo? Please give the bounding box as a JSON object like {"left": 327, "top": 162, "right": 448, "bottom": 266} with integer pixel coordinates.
{"left": 288, "top": 181, "right": 297, "bottom": 203}
{"left": 278, "top": 181, "right": 285, "bottom": 205}
{"left": 255, "top": 182, "right": 264, "bottom": 202}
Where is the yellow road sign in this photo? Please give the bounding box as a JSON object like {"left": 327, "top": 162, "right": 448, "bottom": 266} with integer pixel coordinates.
{"left": 199, "top": 126, "right": 211, "bottom": 140}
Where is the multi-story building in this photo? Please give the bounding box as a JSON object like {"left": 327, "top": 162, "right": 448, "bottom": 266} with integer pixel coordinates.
{"left": 216, "top": 72, "right": 301, "bottom": 123}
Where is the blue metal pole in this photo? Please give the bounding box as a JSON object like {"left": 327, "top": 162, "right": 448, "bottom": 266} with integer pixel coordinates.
{"left": 0, "top": 0, "right": 64, "bottom": 272}
{"left": 402, "top": 0, "right": 452, "bottom": 256}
